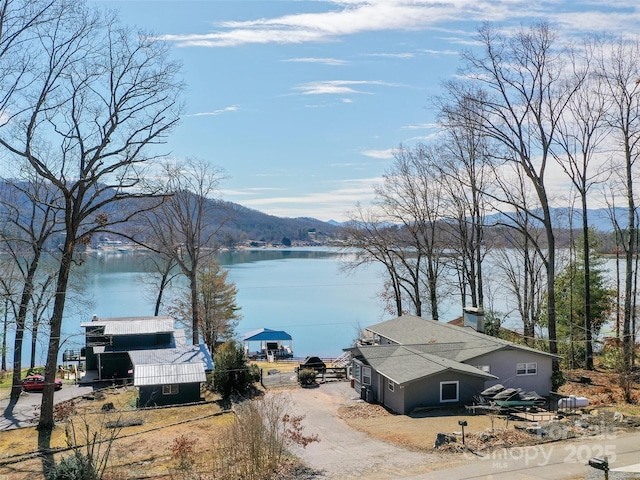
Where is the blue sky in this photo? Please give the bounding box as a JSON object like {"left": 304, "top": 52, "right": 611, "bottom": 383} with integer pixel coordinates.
{"left": 93, "top": 1, "right": 640, "bottom": 222}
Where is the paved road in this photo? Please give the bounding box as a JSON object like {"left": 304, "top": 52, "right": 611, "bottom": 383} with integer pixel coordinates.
{"left": 284, "top": 382, "right": 640, "bottom": 480}
{"left": 414, "top": 431, "right": 640, "bottom": 480}
{"left": 0, "top": 384, "right": 94, "bottom": 431}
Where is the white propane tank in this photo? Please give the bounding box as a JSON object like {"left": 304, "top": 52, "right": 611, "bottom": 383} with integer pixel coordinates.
{"left": 558, "top": 395, "right": 589, "bottom": 409}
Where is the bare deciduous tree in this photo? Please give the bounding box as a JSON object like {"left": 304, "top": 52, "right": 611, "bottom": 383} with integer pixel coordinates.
{"left": 437, "top": 92, "right": 496, "bottom": 310}
{"left": 0, "top": 1, "right": 183, "bottom": 433}
{"left": 595, "top": 36, "right": 640, "bottom": 375}
{"left": 142, "top": 158, "right": 227, "bottom": 344}
{"left": 446, "top": 22, "right": 585, "bottom": 368}
{"left": 376, "top": 144, "right": 451, "bottom": 320}
{"left": 0, "top": 179, "right": 62, "bottom": 402}
{"left": 550, "top": 41, "right": 610, "bottom": 369}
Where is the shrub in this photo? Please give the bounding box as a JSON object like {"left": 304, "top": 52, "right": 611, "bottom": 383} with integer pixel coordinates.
{"left": 551, "top": 370, "right": 566, "bottom": 391}
{"left": 210, "top": 394, "right": 318, "bottom": 479}
{"left": 47, "top": 453, "right": 97, "bottom": 480}
{"left": 170, "top": 434, "right": 198, "bottom": 477}
{"left": 297, "top": 369, "right": 317, "bottom": 386}
{"left": 213, "top": 341, "right": 259, "bottom": 400}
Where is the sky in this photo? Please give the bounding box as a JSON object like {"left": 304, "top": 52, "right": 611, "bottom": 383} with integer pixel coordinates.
{"left": 92, "top": 0, "right": 640, "bottom": 222}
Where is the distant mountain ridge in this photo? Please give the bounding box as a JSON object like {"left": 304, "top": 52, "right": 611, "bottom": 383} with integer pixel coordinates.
{"left": 483, "top": 207, "right": 628, "bottom": 233}
{"left": 218, "top": 201, "right": 341, "bottom": 243}
{"left": 0, "top": 179, "right": 342, "bottom": 246}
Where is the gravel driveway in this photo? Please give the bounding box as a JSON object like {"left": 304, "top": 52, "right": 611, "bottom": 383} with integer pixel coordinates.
{"left": 279, "top": 382, "right": 450, "bottom": 479}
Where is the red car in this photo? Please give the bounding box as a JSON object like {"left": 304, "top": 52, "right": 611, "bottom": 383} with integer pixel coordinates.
{"left": 21, "top": 375, "right": 63, "bottom": 392}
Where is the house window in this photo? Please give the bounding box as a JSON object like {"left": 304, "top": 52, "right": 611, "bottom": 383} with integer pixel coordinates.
{"left": 353, "top": 363, "right": 361, "bottom": 382}
{"left": 516, "top": 362, "right": 537, "bottom": 376}
{"left": 475, "top": 365, "right": 491, "bottom": 373}
{"left": 388, "top": 379, "right": 395, "bottom": 392}
{"left": 440, "top": 381, "right": 459, "bottom": 403}
{"left": 163, "top": 384, "right": 179, "bottom": 395}
{"left": 362, "top": 366, "right": 371, "bottom": 386}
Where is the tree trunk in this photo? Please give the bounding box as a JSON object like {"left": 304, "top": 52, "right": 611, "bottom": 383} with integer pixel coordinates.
{"left": 582, "top": 195, "right": 594, "bottom": 370}
{"left": 38, "top": 241, "right": 73, "bottom": 433}
{"left": 190, "top": 269, "right": 200, "bottom": 345}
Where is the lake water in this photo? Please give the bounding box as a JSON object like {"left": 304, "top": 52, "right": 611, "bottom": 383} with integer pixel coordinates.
{"left": 25, "top": 248, "right": 390, "bottom": 364}
{"left": 10, "top": 247, "right": 621, "bottom": 366}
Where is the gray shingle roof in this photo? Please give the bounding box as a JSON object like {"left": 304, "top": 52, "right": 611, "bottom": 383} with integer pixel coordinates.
{"left": 366, "top": 315, "right": 558, "bottom": 361}
{"left": 356, "top": 344, "right": 496, "bottom": 385}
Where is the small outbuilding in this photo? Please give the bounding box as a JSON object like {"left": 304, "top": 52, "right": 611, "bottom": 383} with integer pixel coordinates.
{"left": 81, "top": 315, "right": 213, "bottom": 407}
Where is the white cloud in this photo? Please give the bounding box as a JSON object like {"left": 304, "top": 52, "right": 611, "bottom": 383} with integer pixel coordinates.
{"left": 156, "top": 1, "right": 553, "bottom": 48}
{"left": 186, "top": 105, "right": 238, "bottom": 117}
{"left": 402, "top": 122, "right": 439, "bottom": 130}
{"left": 420, "top": 48, "right": 458, "bottom": 55}
{"left": 362, "top": 52, "right": 415, "bottom": 58}
{"left": 360, "top": 148, "right": 395, "bottom": 159}
{"left": 221, "top": 187, "right": 286, "bottom": 196}
{"left": 293, "top": 79, "right": 399, "bottom": 95}
{"left": 342, "top": 98, "right": 353, "bottom": 103}
{"left": 235, "top": 177, "right": 383, "bottom": 221}
{"left": 282, "top": 57, "right": 348, "bottom": 66}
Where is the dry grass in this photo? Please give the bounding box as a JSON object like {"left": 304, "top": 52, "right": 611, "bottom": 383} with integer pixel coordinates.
{"left": 251, "top": 360, "right": 299, "bottom": 373}
{"left": 339, "top": 402, "right": 512, "bottom": 451}
{"left": 0, "top": 386, "right": 231, "bottom": 480}
{"left": 559, "top": 367, "right": 640, "bottom": 409}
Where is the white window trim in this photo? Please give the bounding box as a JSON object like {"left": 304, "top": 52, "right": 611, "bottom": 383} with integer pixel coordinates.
{"left": 516, "top": 362, "right": 538, "bottom": 376}
{"left": 353, "top": 363, "right": 361, "bottom": 383}
{"left": 440, "top": 381, "right": 459, "bottom": 403}
{"left": 163, "top": 384, "right": 179, "bottom": 395}
{"left": 388, "top": 379, "right": 395, "bottom": 392}
{"left": 362, "top": 366, "right": 372, "bottom": 386}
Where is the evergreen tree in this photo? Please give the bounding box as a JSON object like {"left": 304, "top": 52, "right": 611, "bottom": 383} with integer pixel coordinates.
{"left": 168, "top": 261, "right": 242, "bottom": 355}
{"left": 552, "top": 251, "right": 615, "bottom": 368}
{"left": 213, "top": 340, "right": 259, "bottom": 400}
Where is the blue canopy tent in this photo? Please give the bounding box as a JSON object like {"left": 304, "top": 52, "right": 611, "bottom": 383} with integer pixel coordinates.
{"left": 242, "top": 328, "right": 293, "bottom": 361}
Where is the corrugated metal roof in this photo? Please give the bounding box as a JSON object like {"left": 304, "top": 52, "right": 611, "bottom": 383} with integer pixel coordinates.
{"left": 80, "top": 318, "right": 175, "bottom": 336}
{"left": 134, "top": 362, "right": 206, "bottom": 386}
{"left": 129, "top": 344, "right": 214, "bottom": 371}
{"left": 173, "top": 329, "right": 187, "bottom": 346}
{"left": 80, "top": 316, "right": 175, "bottom": 332}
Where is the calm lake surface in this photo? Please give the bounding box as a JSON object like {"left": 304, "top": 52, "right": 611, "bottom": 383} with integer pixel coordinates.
{"left": 12, "top": 248, "right": 620, "bottom": 366}
{"left": 46, "top": 248, "right": 390, "bottom": 363}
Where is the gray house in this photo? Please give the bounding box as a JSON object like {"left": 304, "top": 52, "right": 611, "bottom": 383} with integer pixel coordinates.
{"left": 348, "top": 314, "right": 557, "bottom": 414}
{"left": 81, "top": 315, "right": 213, "bottom": 406}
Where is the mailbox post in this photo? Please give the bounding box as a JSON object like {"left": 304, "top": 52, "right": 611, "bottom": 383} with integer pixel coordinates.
{"left": 588, "top": 457, "right": 609, "bottom": 480}
{"left": 458, "top": 420, "right": 468, "bottom": 446}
